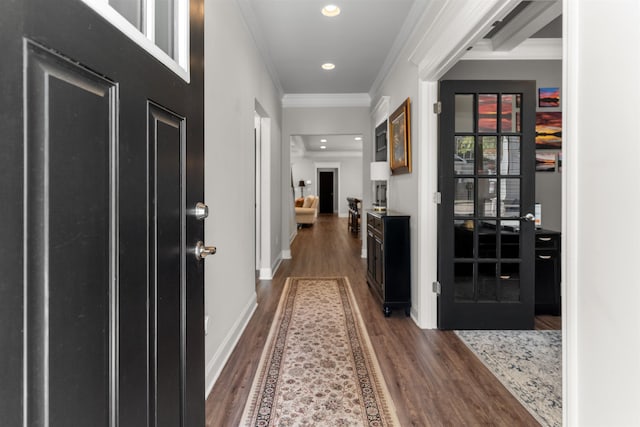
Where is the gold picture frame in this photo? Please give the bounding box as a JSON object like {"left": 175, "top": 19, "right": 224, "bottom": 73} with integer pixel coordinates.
{"left": 389, "top": 97, "right": 411, "bottom": 174}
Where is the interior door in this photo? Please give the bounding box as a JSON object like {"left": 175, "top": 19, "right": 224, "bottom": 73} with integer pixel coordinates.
{"left": 438, "top": 80, "right": 536, "bottom": 330}
{"left": 0, "top": 1, "right": 205, "bottom": 426}
{"left": 319, "top": 171, "right": 334, "bottom": 214}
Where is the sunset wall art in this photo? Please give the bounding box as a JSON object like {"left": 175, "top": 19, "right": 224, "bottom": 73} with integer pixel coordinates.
{"left": 538, "top": 87, "right": 560, "bottom": 107}
{"left": 535, "top": 112, "right": 562, "bottom": 149}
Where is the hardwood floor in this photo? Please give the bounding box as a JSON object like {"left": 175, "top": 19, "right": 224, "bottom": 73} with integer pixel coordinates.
{"left": 205, "top": 215, "right": 559, "bottom": 426}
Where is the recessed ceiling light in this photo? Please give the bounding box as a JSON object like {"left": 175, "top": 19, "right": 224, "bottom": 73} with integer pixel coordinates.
{"left": 321, "top": 63, "right": 335, "bottom": 71}
{"left": 321, "top": 4, "right": 341, "bottom": 17}
{"left": 320, "top": 145, "right": 327, "bottom": 150}
{"left": 354, "top": 136, "right": 362, "bottom": 141}
{"left": 320, "top": 139, "right": 327, "bottom": 142}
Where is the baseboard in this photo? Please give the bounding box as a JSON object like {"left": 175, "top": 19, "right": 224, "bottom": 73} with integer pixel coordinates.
{"left": 338, "top": 212, "right": 348, "bottom": 218}
{"left": 282, "top": 249, "right": 292, "bottom": 259}
{"left": 361, "top": 248, "right": 367, "bottom": 258}
{"left": 259, "top": 267, "right": 272, "bottom": 280}
{"left": 205, "top": 293, "right": 258, "bottom": 398}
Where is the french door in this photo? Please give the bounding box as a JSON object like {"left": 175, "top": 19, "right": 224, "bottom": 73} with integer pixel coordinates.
{"left": 0, "top": 0, "right": 205, "bottom": 425}
{"left": 438, "top": 80, "right": 536, "bottom": 330}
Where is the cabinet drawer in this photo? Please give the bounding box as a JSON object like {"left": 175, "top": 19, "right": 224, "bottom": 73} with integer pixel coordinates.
{"left": 535, "top": 234, "right": 558, "bottom": 249}
{"left": 367, "top": 214, "right": 382, "bottom": 231}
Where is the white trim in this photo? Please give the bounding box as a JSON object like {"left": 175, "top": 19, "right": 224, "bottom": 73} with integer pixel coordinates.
{"left": 563, "top": 1, "right": 577, "bottom": 425}
{"left": 282, "top": 93, "right": 371, "bottom": 108}
{"left": 80, "top": 0, "right": 190, "bottom": 83}
{"left": 416, "top": 80, "right": 439, "bottom": 329}
{"left": 236, "top": 0, "right": 285, "bottom": 97}
{"left": 462, "top": 38, "right": 562, "bottom": 61}
{"left": 204, "top": 293, "right": 257, "bottom": 397}
{"left": 282, "top": 249, "right": 292, "bottom": 260}
{"left": 315, "top": 162, "right": 342, "bottom": 215}
{"left": 407, "top": 0, "right": 515, "bottom": 81}
{"left": 369, "top": 0, "right": 431, "bottom": 97}
{"left": 257, "top": 115, "right": 272, "bottom": 281}
{"left": 372, "top": 96, "right": 390, "bottom": 128}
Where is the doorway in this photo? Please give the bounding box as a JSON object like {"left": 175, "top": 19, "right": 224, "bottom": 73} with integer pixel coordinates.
{"left": 437, "top": 80, "right": 537, "bottom": 330}
{"left": 318, "top": 170, "right": 335, "bottom": 213}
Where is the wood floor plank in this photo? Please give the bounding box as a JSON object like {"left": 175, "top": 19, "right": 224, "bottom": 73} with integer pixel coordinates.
{"left": 205, "top": 215, "right": 556, "bottom": 426}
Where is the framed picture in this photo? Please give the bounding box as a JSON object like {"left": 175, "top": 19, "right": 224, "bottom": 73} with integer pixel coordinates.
{"left": 389, "top": 98, "right": 411, "bottom": 174}
{"left": 538, "top": 87, "right": 560, "bottom": 107}
{"left": 375, "top": 120, "right": 387, "bottom": 162}
{"left": 536, "top": 152, "right": 556, "bottom": 172}
{"left": 535, "top": 112, "right": 562, "bottom": 149}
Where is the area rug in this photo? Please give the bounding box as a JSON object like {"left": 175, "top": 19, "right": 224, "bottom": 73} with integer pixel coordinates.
{"left": 241, "top": 277, "right": 400, "bottom": 426}
{"left": 455, "top": 330, "right": 562, "bottom": 427}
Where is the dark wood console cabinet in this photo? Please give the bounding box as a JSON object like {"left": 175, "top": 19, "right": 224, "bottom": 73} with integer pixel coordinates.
{"left": 366, "top": 211, "right": 411, "bottom": 317}
{"left": 535, "top": 229, "right": 561, "bottom": 315}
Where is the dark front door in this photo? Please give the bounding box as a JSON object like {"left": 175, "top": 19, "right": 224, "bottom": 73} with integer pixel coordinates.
{"left": 438, "top": 80, "right": 536, "bottom": 330}
{"left": 319, "top": 171, "right": 334, "bottom": 214}
{"left": 0, "top": 1, "right": 205, "bottom": 426}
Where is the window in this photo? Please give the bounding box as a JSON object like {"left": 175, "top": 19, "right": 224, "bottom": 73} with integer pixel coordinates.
{"left": 81, "top": 0, "right": 190, "bottom": 82}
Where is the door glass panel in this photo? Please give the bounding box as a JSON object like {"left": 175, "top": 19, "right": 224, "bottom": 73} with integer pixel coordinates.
{"left": 454, "top": 220, "right": 473, "bottom": 258}
{"left": 500, "top": 179, "right": 520, "bottom": 217}
{"left": 454, "top": 263, "right": 474, "bottom": 302}
{"left": 109, "top": 0, "right": 144, "bottom": 30}
{"left": 478, "top": 136, "right": 497, "bottom": 175}
{"left": 501, "top": 94, "right": 521, "bottom": 133}
{"left": 501, "top": 227, "right": 520, "bottom": 258}
{"left": 454, "top": 136, "right": 474, "bottom": 174}
{"left": 156, "top": 0, "right": 176, "bottom": 58}
{"left": 478, "top": 94, "right": 497, "bottom": 133}
{"left": 478, "top": 221, "right": 497, "bottom": 258}
{"left": 455, "top": 94, "right": 474, "bottom": 133}
{"left": 500, "top": 136, "right": 520, "bottom": 175}
{"left": 478, "top": 178, "right": 497, "bottom": 217}
{"left": 500, "top": 263, "right": 520, "bottom": 302}
{"left": 454, "top": 178, "right": 474, "bottom": 216}
{"left": 478, "top": 263, "right": 497, "bottom": 301}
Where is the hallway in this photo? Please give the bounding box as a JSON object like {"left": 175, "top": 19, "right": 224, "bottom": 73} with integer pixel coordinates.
{"left": 205, "top": 215, "right": 556, "bottom": 426}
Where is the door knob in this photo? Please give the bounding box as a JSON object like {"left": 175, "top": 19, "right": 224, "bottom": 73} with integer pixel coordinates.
{"left": 194, "top": 202, "right": 209, "bottom": 220}
{"left": 520, "top": 213, "right": 535, "bottom": 222}
{"left": 195, "top": 240, "right": 216, "bottom": 259}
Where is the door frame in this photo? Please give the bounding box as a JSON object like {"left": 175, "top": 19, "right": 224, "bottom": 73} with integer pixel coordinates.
{"left": 315, "top": 162, "right": 341, "bottom": 215}
{"left": 254, "top": 102, "right": 273, "bottom": 280}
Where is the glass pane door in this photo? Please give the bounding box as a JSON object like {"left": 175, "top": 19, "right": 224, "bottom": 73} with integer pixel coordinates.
{"left": 439, "top": 80, "right": 536, "bottom": 330}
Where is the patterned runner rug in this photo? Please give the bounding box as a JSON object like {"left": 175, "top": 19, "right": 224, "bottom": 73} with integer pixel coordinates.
{"left": 455, "top": 330, "right": 562, "bottom": 427}
{"left": 241, "top": 277, "right": 400, "bottom": 426}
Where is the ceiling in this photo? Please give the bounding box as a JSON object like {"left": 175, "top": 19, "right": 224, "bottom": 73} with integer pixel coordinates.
{"left": 291, "top": 134, "right": 363, "bottom": 158}
{"left": 238, "top": 0, "right": 561, "bottom": 97}
{"left": 237, "top": 0, "right": 423, "bottom": 95}
{"left": 239, "top": 0, "right": 561, "bottom": 155}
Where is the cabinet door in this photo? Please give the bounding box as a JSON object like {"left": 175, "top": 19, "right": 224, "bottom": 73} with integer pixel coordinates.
{"left": 374, "top": 236, "right": 384, "bottom": 292}
{"left": 367, "top": 230, "right": 376, "bottom": 277}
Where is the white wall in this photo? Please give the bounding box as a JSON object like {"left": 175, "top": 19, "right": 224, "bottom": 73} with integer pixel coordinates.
{"left": 292, "top": 156, "right": 363, "bottom": 216}
{"left": 370, "top": 47, "right": 421, "bottom": 322}
{"left": 282, "top": 106, "right": 371, "bottom": 250}
{"left": 565, "top": 0, "right": 640, "bottom": 425}
{"left": 203, "top": 0, "right": 282, "bottom": 395}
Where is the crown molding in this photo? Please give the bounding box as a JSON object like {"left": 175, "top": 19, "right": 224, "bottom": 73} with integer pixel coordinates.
{"left": 235, "top": 0, "right": 284, "bottom": 98}
{"left": 406, "top": 0, "right": 516, "bottom": 81}
{"left": 369, "top": 0, "right": 430, "bottom": 98}
{"left": 282, "top": 93, "right": 371, "bottom": 108}
{"left": 462, "top": 38, "right": 562, "bottom": 60}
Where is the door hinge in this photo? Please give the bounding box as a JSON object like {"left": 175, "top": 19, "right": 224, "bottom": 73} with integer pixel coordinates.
{"left": 432, "top": 281, "right": 441, "bottom": 295}
{"left": 433, "top": 101, "right": 442, "bottom": 114}
{"left": 434, "top": 192, "right": 442, "bottom": 204}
